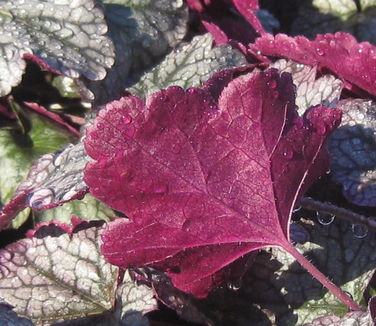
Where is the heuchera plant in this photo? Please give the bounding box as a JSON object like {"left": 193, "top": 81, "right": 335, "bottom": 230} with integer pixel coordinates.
{"left": 0, "top": 0, "right": 376, "bottom": 325}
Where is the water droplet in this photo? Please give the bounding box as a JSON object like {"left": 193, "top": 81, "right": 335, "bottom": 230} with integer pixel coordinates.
{"left": 316, "top": 123, "right": 327, "bottom": 135}
{"left": 358, "top": 48, "right": 363, "bottom": 53}
{"left": 351, "top": 224, "right": 368, "bottom": 239}
{"left": 267, "top": 80, "right": 277, "bottom": 89}
{"left": 153, "top": 184, "right": 169, "bottom": 194}
{"left": 283, "top": 150, "right": 294, "bottom": 159}
{"left": 316, "top": 48, "right": 325, "bottom": 56}
{"left": 227, "top": 281, "right": 241, "bottom": 291}
{"left": 122, "top": 115, "right": 132, "bottom": 124}
{"left": 292, "top": 205, "right": 302, "bottom": 213}
{"left": 325, "top": 169, "right": 331, "bottom": 174}
{"left": 316, "top": 211, "right": 335, "bottom": 225}
{"left": 96, "top": 122, "right": 104, "bottom": 130}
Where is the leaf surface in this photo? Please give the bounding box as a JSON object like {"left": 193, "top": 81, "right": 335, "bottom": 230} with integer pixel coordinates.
{"left": 129, "top": 34, "right": 247, "bottom": 98}
{"left": 328, "top": 99, "right": 376, "bottom": 206}
{"left": 251, "top": 32, "right": 376, "bottom": 97}
{"left": 0, "top": 223, "right": 157, "bottom": 325}
{"left": 84, "top": 69, "right": 341, "bottom": 297}
{"left": 0, "top": 142, "right": 88, "bottom": 230}
{"left": 270, "top": 59, "right": 343, "bottom": 115}
{"left": 291, "top": 0, "right": 376, "bottom": 44}
{"left": 0, "top": 0, "right": 114, "bottom": 96}
{"left": 81, "top": 0, "right": 188, "bottom": 104}
{"left": 183, "top": 217, "right": 375, "bottom": 325}
{"left": 0, "top": 304, "right": 34, "bottom": 326}
{"left": 0, "top": 110, "right": 76, "bottom": 229}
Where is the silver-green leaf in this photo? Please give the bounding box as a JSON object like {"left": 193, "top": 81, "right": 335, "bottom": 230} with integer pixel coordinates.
{"left": 129, "top": 34, "right": 247, "bottom": 98}
{"left": 0, "top": 0, "right": 114, "bottom": 96}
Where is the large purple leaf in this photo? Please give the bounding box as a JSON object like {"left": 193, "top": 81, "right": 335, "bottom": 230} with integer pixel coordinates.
{"left": 251, "top": 32, "right": 376, "bottom": 97}
{"left": 84, "top": 69, "right": 341, "bottom": 298}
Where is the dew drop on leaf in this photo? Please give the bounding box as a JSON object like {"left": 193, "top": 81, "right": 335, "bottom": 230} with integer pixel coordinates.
{"left": 292, "top": 205, "right": 302, "bottom": 213}
{"left": 121, "top": 115, "right": 132, "bottom": 124}
{"left": 227, "top": 281, "right": 241, "bottom": 291}
{"left": 316, "top": 48, "right": 325, "bottom": 56}
{"left": 283, "top": 150, "right": 294, "bottom": 159}
{"left": 267, "top": 79, "right": 277, "bottom": 89}
{"left": 316, "top": 211, "right": 335, "bottom": 225}
{"left": 351, "top": 224, "right": 368, "bottom": 239}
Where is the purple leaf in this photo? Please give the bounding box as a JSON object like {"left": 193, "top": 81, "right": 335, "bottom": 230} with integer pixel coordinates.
{"left": 251, "top": 32, "right": 376, "bottom": 97}
{"left": 84, "top": 69, "right": 344, "bottom": 300}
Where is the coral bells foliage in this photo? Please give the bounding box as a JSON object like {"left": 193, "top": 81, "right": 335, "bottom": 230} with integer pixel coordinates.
{"left": 84, "top": 69, "right": 341, "bottom": 298}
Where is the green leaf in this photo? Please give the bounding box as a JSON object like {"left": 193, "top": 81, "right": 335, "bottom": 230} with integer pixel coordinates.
{"left": 129, "top": 34, "right": 247, "bottom": 98}
{"left": 82, "top": 0, "right": 188, "bottom": 104}
{"left": 0, "top": 0, "right": 114, "bottom": 96}
{"left": 34, "top": 194, "right": 114, "bottom": 224}
{"left": 0, "top": 224, "right": 157, "bottom": 325}
{"left": 328, "top": 99, "right": 376, "bottom": 206}
{"left": 0, "top": 111, "right": 76, "bottom": 228}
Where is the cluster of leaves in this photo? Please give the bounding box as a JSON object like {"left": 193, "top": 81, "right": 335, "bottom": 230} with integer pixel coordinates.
{"left": 0, "top": 0, "right": 376, "bottom": 325}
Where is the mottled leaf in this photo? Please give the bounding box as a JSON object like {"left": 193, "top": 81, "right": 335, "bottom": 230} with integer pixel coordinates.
{"left": 0, "top": 142, "right": 88, "bottom": 230}
{"left": 270, "top": 59, "right": 343, "bottom": 115}
{"left": 328, "top": 99, "right": 376, "bottom": 206}
{"left": 81, "top": 0, "right": 188, "bottom": 104}
{"left": 0, "top": 111, "right": 76, "bottom": 229}
{"left": 0, "top": 0, "right": 114, "bottom": 96}
{"left": 291, "top": 0, "right": 376, "bottom": 44}
{"left": 0, "top": 224, "right": 157, "bottom": 325}
{"left": 190, "top": 217, "right": 375, "bottom": 326}
{"left": 129, "top": 34, "right": 247, "bottom": 98}
{"left": 251, "top": 32, "right": 376, "bottom": 97}
{"left": 303, "top": 311, "right": 372, "bottom": 326}
{"left": 84, "top": 69, "right": 343, "bottom": 300}
{"left": 0, "top": 304, "right": 34, "bottom": 326}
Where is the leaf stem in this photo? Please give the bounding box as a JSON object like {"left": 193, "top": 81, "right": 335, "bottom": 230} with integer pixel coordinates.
{"left": 285, "top": 242, "right": 363, "bottom": 311}
{"left": 299, "top": 197, "right": 376, "bottom": 233}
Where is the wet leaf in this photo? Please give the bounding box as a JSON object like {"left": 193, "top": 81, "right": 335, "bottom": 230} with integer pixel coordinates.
{"left": 270, "top": 59, "right": 343, "bottom": 115}
{"left": 0, "top": 0, "right": 114, "bottom": 96}
{"left": 328, "top": 99, "right": 376, "bottom": 206}
{"left": 0, "top": 224, "right": 157, "bottom": 325}
{"left": 0, "top": 142, "right": 88, "bottom": 230}
{"left": 128, "top": 34, "right": 247, "bottom": 98}
{"left": 0, "top": 111, "right": 76, "bottom": 229}
{"left": 84, "top": 69, "right": 341, "bottom": 298}
{"left": 82, "top": 0, "right": 188, "bottom": 104}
